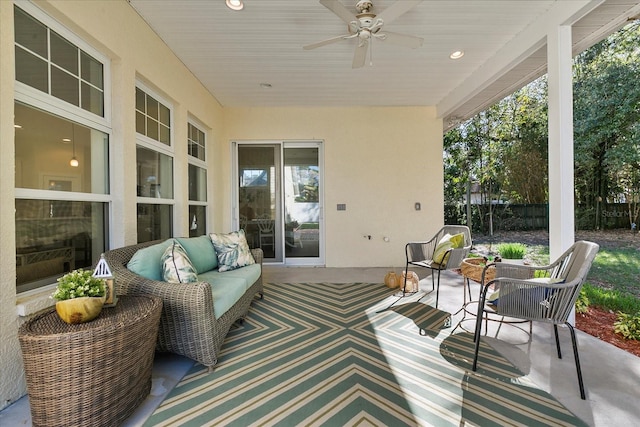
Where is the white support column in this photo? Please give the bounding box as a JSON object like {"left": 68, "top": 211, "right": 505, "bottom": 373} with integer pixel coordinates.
{"left": 547, "top": 25, "right": 575, "bottom": 261}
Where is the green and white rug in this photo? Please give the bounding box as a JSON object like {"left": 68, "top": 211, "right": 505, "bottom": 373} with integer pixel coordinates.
{"left": 144, "top": 282, "right": 587, "bottom": 426}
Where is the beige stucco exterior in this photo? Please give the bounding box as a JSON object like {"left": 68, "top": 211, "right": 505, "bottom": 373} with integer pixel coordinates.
{"left": 0, "top": 0, "right": 443, "bottom": 409}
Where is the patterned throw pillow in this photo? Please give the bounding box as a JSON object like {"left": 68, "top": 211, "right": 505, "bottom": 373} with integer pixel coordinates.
{"left": 162, "top": 240, "right": 198, "bottom": 283}
{"left": 432, "top": 234, "right": 455, "bottom": 264}
{"left": 209, "top": 230, "right": 256, "bottom": 272}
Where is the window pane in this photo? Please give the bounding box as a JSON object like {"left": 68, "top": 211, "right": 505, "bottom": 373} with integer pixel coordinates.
{"left": 147, "top": 97, "right": 159, "bottom": 119}
{"left": 15, "top": 47, "right": 48, "bottom": 92}
{"left": 135, "top": 87, "right": 146, "bottom": 113}
{"left": 189, "top": 205, "right": 206, "bottom": 237}
{"left": 159, "top": 124, "right": 170, "bottom": 145}
{"left": 146, "top": 117, "right": 159, "bottom": 140}
{"left": 159, "top": 104, "right": 170, "bottom": 126}
{"left": 136, "top": 111, "right": 146, "bottom": 134}
{"left": 187, "top": 123, "right": 206, "bottom": 161}
{"left": 15, "top": 199, "right": 108, "bottom": 293}
{"left": 136, "top": 146, "right": 173, "bottom": 198}
{"left": 14, "top": 6, "right": 47, "bottom": 57}
{"left": 188, "top": 164, "right": 207, "bottom": 201}
{"left": 51, "top": 66, "right": 79, "bottom": 106}
{"left": 81, "top": 51, "right": 103, "bottom": 89}
{"left": 81, "top": 81, "right": 104, "bottom": 116}
{"left": 14, "top": 103, "right": 109, "bottom": 194}
{"left": 50, "top": 30, "right": 78, "bottom": 75}
{"left": 137, "top": 204, "right": 172, "bottom": 243}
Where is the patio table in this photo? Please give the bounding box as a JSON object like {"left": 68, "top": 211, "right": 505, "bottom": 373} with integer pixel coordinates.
{"left": 18, "top": 295, "right": 162, "bottom": 427}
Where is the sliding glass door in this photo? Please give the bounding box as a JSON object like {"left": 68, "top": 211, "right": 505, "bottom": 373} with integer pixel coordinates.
{"left": 234, "top": 141, "right": 323, "bottom": 265}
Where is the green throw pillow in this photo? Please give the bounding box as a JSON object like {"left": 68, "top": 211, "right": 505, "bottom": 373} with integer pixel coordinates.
{"left": 450, "top": 232, "right": 465, "bottom": 249}
{"left": 433, "top": 234, "right": 454, "bottom": 264}
{"left": 209, "top": 229, "right": 256, "bottom": 272}
{"left": 176, "top": 235, "right": 218, "bottom": 273}
{"left": 162, "top": 240, "right": 198, "bottom": 283}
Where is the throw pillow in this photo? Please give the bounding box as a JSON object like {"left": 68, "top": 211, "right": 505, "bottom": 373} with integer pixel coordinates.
{"left": 449, "top": 232, "right": 465, "bottom": 249}
{"left": 176, "top": 235, "right": 218, "bottom": 273}
{"left": 432, "top": 234, "right": 454, "bottom": 264}
{"left": 127, "top": 239, "right": 173, "bottom": 281}
{"left": 209, "top": 229, "right": 256, "bottom": 272}
{"left": 162, "top": 240, "right": 198, "bottom": 283}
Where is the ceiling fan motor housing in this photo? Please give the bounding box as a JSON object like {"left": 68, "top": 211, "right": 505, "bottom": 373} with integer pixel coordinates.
{"left": 356, "top": 0, "right": 373, "bottom": 14}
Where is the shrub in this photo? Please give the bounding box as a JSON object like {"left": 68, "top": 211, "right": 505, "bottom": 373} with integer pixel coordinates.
{"left": 614, "top": 312, "right": 640, "bottom": 340}
{"left": 497, "top": 242, "right": 527, "bottom": 259}
{"left": 575, "top": 288, "right": 590, "bottom": 314}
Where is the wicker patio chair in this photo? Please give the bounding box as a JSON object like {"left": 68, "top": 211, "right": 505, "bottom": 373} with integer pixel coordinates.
{"left": 471, "top": 240, "right": 600, "bottom": 400}
{"left": 404, "top": 225, "right": 472, "bottom": 308}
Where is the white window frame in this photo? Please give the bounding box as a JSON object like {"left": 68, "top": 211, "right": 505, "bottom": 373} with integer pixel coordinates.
{"left": 187, "top": 117, "right": 209, "bottom": 234}
{"left": 135, "top": 82, "right": 175, "bottom": 242}
{"left": 14, "top": 1, "right": 112, "bottom": 299}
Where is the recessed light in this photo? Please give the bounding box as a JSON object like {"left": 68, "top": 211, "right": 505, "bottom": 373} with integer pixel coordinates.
{"left": 226, "top": 0, "right": 244, "bottom": 11}
{"left": 259, "top": 83, "right": 272, "bottom": 89}
{"left": 450, "top": 50, "right": 464, "bottom": 60}
{"left": 62, "top": 138, "right": 71, "bottom": 143}
{"left": 14, "top": 124, "right": 22, "bottom": 129}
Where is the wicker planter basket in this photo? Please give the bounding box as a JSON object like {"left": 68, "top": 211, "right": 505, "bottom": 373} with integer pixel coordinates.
{"left": 460, "top": 258, "right": 496, "bottom": 284}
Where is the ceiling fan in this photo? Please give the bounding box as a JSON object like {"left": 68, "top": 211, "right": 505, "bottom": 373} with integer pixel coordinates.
{"left": 303, "top": 0, "right": 424, "bottom": 68}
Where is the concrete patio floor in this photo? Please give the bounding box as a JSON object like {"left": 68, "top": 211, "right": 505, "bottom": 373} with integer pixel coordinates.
{"left": 2, "top": 266, "right": 639, "bottom": 426}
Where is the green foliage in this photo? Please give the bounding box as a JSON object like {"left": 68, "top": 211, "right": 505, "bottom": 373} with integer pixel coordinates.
{"left": 575, "top": 288, "right": 590, "bottom": 314}
{"left": 614, "top": 312, "right": 640, "bottom": 340}
{"left": 497, "top": 242, "right": 527, "bottom": 259}
{"left": 51, "top": 269, "right": 105, "bottom": 301}
{"left": 588, "top": 248, "right": 640, "bottom": 298}
{"left": 580, "top": 283, "right": 640, "bottom": 314}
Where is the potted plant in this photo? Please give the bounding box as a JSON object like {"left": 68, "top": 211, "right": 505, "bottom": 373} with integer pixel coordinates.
{"left": 52, "top": 269, "right": 106, "bottom": 324}
{"left": 497, "top": 242, "right": 527, "bottom": 264}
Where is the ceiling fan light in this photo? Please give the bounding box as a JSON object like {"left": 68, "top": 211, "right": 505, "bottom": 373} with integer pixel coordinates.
{"left": 225, "top": 0, "right": 243, "bottom": 11}
{"left": 450, "top": 50, "right": 464, "bottom": 60}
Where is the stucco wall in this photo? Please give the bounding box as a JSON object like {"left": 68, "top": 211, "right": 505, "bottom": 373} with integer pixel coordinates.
{"left": 222, "top": 107, "right": 444, "bottom": 268}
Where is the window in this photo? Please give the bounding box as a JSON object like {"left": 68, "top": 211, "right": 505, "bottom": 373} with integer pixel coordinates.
{"left": 14, "top": 5, "right": 104, "bottom": 117}
{"left": 187, "top": 122, "right": 208, "bottom": 237}
{"left": 136, "top": 87, "right": 171, "bottom": 146}
{"left": 136, "top": 85, "right": 174, "bottom": 242}
{"left": 14, "top": 4, "right": 110, "bottom": 293}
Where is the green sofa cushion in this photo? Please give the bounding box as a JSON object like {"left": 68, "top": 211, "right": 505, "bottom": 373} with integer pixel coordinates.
{"left": 127, "top": 239, "right": 173, "bottom": 281}
{"left": 199, "top": 263, "right": 261, "bottom": 292}
{"left": 176, "top": 235, "right": 218, "bottom": 274}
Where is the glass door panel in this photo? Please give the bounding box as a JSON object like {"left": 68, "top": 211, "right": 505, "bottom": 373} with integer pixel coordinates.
{"left": 238, "top": 145, "right": 281, "bottom": 261}
{"left": 284, "top": 147, "right": 320, "bottom": 259}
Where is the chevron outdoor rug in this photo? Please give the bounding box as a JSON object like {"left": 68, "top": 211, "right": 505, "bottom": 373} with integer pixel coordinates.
{"left": 144, "top": 282, "right": 587, "bottom": 426}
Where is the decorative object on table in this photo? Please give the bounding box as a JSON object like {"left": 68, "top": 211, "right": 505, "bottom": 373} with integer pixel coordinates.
{"left": 52, "top": 269, "right": 106, "bottom": 324}
{"left": 93, "top": 253, "right": 118, "bottom": 307}
{"left": 460, "top": 257, "right": 496, "bottom": 284}
{"left": 384, "top": 271, "right": 400, "bottom": 289}
{"left": 401, "top": 270, "right": 420, "bottom": 293}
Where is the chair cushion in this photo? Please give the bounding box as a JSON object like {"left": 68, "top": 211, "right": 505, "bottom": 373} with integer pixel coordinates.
{"left": 450, "top": 232, "right": 465, "bottom": 249}
{"left": 209, "top": 229, "right": 256, "bottom": 272}
{"left": 199, "top": 263, "right": 262, "bottom": 292}
{"left": 127, "top": 239, "right": 173, "bottom": 281}
{"left": 161, "top": 240, "right": 198, "bottom": 283}
{"left": 176, "top": 235, "right": 218, "bottom": 273}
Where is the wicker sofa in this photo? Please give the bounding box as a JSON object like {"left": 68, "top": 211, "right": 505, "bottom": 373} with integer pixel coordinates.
{"left": 103, "top": 236, "right": 263, "bottom": 369}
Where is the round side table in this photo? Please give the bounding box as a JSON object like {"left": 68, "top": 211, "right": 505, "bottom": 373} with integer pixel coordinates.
{"left": 18, "top": 295, "right": 162, "bottom": 427}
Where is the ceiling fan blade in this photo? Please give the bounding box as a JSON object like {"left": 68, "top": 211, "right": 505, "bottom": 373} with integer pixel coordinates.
{"left": 319, "top": 0, "right": 357, "bottom": 24}
{"left": 303, "top": 34, "right": 350, "bottom": 50}
{"left": 376, "top": 0, "right": 423, "bottom": 24}
{"left": 380, "top": 31, "right": 424, "bottom": 49}
{"left": 352, "top": 42, "right": 367, "bottom": 69}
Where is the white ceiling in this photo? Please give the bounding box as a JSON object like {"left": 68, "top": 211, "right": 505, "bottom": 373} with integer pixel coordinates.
{"left": 128, "top": 0, "right": 640, "bottom": 128}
